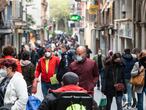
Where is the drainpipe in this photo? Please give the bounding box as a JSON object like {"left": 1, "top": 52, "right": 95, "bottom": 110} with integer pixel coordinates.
{"left": 91, "top": 28, "right": 97, "bottom": 56}
{"left": 132, "top": 0, "right": 136, "bottom": 48}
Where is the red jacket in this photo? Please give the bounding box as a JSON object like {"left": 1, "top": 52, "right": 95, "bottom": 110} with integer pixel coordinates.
{"left": 52, "top": 84, "right": 87, "bottom": 93}
{"left": 3, "top": 56, "right": 22, "bottom": 73}
{"left": 35, "top": 55, "right": 60, "bottom": 82}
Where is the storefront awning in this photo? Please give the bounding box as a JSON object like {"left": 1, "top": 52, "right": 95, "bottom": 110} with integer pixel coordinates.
{"left": 0, "top": 28, "right": 12, "bottom": 34}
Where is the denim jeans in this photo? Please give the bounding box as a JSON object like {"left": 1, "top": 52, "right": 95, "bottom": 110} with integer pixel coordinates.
{"left": 137, "top": 87, "right": 146, "bottom": 110}
{"left": 116, "top": 95, "right": 123, "bottom": 110}
{"left": 106, "top": 95, "right": 123, "bottom": 110}
{"left": 123, "top": 79, "right": 132, "bottom": 106}
{"left": 41, "top": 81, "right": 60, "bottom": 97}
{"left": 97, "top": 68, "right": 104, "bottom": 88}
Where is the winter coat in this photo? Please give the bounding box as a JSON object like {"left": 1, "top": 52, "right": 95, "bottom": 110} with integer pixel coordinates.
{"left": 20, "top": 60, "right": 35, "bottom": 87}
{"left": 57, "top": 51, "right": 74, "bottom": 83}
{"left": 131, "top": 62, "right": 146, "bottom": 93}
{"left": 122, "top": 54, "right": 135, "bottom": 79}
{"left": 30, "top": 50, "right": 39, "bottom": 67}
{"left": 69, "top": 58, "right": 99, "bottom": 91}
{"left": 38, "top": 85, "right": 87, "bottom": 110}
{"left": 93, "top": 54, "right": 105, "bottom": 69}
{"left": 35, "top": 55, "right": 60, "bottom": 83}
{"left": 102, "top": 58, "right": 125, "bottom": 96}
{"left": 4, "top": 72, "right": 28, "bottom": 110}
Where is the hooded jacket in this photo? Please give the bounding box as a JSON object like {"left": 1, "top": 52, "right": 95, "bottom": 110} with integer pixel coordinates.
{"left": 122, "top": 53, "right": 135, "bottom": 79}
{"left": 20, "top": 60, "right": 35, "bottom": 87}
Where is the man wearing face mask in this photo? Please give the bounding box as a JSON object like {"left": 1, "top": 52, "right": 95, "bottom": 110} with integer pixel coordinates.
{"left": 69, "top": 46, "right": 99, "bottom": 93}
{"left": 33, "top": 48, "right": 60, "bottom": 97}
{"left": 93, "top": 49, "right": 105, "bottom": 90}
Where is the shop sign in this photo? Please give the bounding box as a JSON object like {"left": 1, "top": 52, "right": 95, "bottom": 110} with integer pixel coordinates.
{"left": 88, "top": 5, "right": 98, "bottom": 15}
{"left": 0, "top": 28, "right": 12, "bottom": 34}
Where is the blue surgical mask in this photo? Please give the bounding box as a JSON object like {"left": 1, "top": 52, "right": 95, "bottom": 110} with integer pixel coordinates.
{"left": 76, "top": 55, "right": 83, "bottom": 62}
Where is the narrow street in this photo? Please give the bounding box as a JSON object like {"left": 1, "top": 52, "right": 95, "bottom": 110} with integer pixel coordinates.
{"left": 35, "top": 79, "right": 146, "bottom": 110}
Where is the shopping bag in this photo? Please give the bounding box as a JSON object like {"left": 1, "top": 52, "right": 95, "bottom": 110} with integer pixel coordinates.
{"left": 99, "top": 94, "right": 107, "bottom": 107}
{"left": 50, "top": 74, "right": 59, "bottom": 85}
{"left": 26, "top": 95, "right": 41, "bottom": 110}
{"left": 96, "top": 91, "right": 107, "bottom": 107}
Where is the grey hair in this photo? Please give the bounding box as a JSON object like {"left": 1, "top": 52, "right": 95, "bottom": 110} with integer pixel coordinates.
{"left": 62, "top": 72, "right": 79, "bottom": 85}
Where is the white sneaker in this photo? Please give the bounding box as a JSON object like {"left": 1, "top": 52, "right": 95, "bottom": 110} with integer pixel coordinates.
{"left": 127, "top": 106, "right": 132, "bottom": 110}
{"left": 122, "top": 102, "right": 128, "bottom": 108}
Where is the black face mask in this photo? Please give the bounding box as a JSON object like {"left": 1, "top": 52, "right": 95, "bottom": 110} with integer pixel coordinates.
{"left": 139, "top": 56, "right": 146, "bottom": 68}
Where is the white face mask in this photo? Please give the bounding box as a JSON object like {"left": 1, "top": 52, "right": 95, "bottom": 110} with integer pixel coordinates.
{"left": 76, "top": 55, "right": 83, "bottom": 62}
{"left": 45, "top": 52, "right": 51, "bottom": 58}
{"left": 0, "top": 69, "right": 7, "bottom": 77}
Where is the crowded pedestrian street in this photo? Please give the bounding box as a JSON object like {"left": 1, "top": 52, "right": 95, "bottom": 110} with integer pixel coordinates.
{"left": 0, "top": 0, "right": 146, "bottom": 110}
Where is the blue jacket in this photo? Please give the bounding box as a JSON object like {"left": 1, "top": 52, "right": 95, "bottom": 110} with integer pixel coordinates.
{"left": 122, "top": 54, "right": 135, "bottom": 79}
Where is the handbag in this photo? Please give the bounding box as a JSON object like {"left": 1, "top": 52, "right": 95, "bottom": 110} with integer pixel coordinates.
{"left": 130, "top": 67, "right": 145, "bottom": 86}
{"left": 113, "top": 68, "right": 125, "bottom": 92}
{"left": 114, "top": 83, "right": 125, "bottom": 91}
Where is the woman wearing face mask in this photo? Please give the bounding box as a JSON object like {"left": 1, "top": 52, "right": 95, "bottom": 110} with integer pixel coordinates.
{"left": 0, "top": 59, "right": 28, "bottom": 110}
{"left": 131, "top": 50, "right": 146, "bottom": 110}
{"left": 0, "top": 59, "right": 8, "bottom": 81}
{"left": 102, "top": 53, "right": 125, "bottom": 110}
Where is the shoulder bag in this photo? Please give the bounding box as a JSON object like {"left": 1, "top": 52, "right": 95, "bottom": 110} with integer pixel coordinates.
{"left": 130, "top": 66, "right": 145, "bottom": 86}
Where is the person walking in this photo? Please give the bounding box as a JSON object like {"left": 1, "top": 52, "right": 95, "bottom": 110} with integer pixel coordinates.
{"left": 0, "top": 59, "right": 28, "bottom": 110}
{"left": 33, "top": 48, "right": 60, "bottom": 97}
{"left": 130, "top": 48, "right": 141, "bottom": 108}
{"left": 2, "top": 46, "right": 22, "bottom": 73}
{"left": 57, "top": 44, "right": 74, "bottom": 83}
{"left": 93, "top": 49, "right": 105, "bottom": 90}
{"left": 20, "top": 51, "right": 35, "bottom": 95}
{"left": 102, "top": 53, "right": 125, "bottom": 110}
{"left": 69, "top": 46, "right": 99, "bottom": 93}
{"left": 85, "top": 45, "right": 92, "bottom": 58}
{"left": 131, "top": 50, "right": 146, "bottom": 110}
{"left": 122, "top": 49, "right": 135, "bottom": 109}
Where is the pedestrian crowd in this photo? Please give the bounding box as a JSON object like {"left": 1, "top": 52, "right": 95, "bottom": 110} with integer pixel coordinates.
{"left": 0, "top": 34, "right": 145, "bottom": 110}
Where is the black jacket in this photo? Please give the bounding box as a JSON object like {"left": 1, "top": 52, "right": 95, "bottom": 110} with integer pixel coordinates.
{"left": 102, "top": 59, "right": 125, "bottom": 96}
{"left": 57, "top": 51, "right": 74, "bottom": 82}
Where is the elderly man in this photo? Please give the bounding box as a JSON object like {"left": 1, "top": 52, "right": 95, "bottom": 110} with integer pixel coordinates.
{"left": 69, "top": 46, "right": 99, "bottom": 93}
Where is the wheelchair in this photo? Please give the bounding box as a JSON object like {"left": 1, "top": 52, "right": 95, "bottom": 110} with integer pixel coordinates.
{"left": 54, "top": 91, "right": 96, "bottom": 110}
